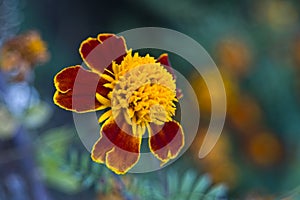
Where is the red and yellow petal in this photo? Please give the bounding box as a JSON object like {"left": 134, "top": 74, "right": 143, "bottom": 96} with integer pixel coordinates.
{"left": 98, "top": 33, "right": 127, "bottom": 65}
{"left": 148, "top": 121, "right": 184, "bottom": 164}
{"left": 157, "top": 53, "right": 183, "bottom": 99}
{"left": 91, "top": 118, "right": 141, "bottom": 174}
{"left": 53, "top": 65, "right": 106, "bottom": 113}
{"left": 79, "top": 34, "right": 127, "bottom": 73}
{"left": 54, "top": 66, "right": 81, "bottom": 93}
{"left": 157, "top": 53, "right": 175, "bottom": 79}
{"left": 97, "top": 75, "right": 112, "bottom": 99}
{"left": 97, "top": 33, "right": 114, "bottom": 43}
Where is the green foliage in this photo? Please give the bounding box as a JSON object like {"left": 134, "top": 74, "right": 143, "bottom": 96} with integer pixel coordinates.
{"left": 65, "top": 149, "right": 114, "bottom": 194}
{"left": 36, "top": 127, "right": 81, "bottom": 193}
{"left": 127, "top": 169, "right": 227, "bottom": 200}
{"left": 37, "top": 127, "right": 227, "bottom": 199}
{"left": 37, "top": 127, "right": 126, "bottom": 196}
{"left": 276, "top": 185, "right": 300, "bottom": 200}
{"left": 0, "top": 104, "right": 16, "bottom": 138}
{"left": 23, "top": 101, "right": 52, "bottom": 129}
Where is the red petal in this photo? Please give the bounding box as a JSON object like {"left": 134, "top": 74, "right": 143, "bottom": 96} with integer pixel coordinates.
{"left": 157, "top": 53, "right": 183, "bottom": 99}
{"left": 79, "top": 35, "right": 127, "bottom": 73}
{"left": 103, "top": 117, "right": 140, "bottom": 153}
{"left": 79, "top": 38, "right": 100, "bottom": 65}
{"left": 148, "top": 121, "right": 184, "bottom": 163}
{"left": 54, "top": 66, "right": 81, "bottom": 93}
{"left": 53, "top": 65, "right": 105, "bottom": 112}
{"left": 157, "top": 53, "right": 175, "bottom": 79}
{"left": 97, "top": 33, "right": 114, "bottom": 43}
{"left": 91, "top": 118, "right": 141, "bottom": 174}
{"left": 98, "top": 33, "right": 127, "bottom": 65}
{"left": 53, "top": 90, "right": 102, "bottom": 112}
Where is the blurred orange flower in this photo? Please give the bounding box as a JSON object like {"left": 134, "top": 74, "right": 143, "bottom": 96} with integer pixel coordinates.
{"left": 246, "top": 131, "right": 283, "bottom": 167}
{"left": 292, "top": 35, "right": 300, "bottom": 68}
{"left": 227, "top": 95, "right": 263, "bottom": 135}
{"left": 190, "top": 129, "right": 239, "bottom": 188}
{"left": 216, "top": 38, "right": 252, "bottom": 78}
{"left": 191, "top": 70, "right": 239, "bottom": 118}
{"left": 53, "top": 33, "right": 184, "bottom": 174}
{"left": 0, "top": 31, "right": 49, "bottom": 81}
{"left": 255, "top": 0, "right": 298, "bottom": 31}
{"left": 98, "top": 193, "right": 124, "bottom": 200}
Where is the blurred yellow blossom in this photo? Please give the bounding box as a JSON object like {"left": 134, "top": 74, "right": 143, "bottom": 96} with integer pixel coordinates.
{"left": 98, "top": 192, "right": 124, "bottom": 200}
{"left": 246, "top": 130, "right": 284, "bottom": 167}
{"left": 255, "top": 0, "right": 298, "bottom": 31}
{"left": 227, "top": 95, "right": 263, "bottom": 135}
{"left": 190, "top": 129, "right": 239, "bottom": 188}
{"left": 292, "top": 34, "right": 300, "bottom": 68}
{"left": 216, "top": 38, "right": 252, "bottom": 78}
{"left": 191, "top": 70, "right": 239, "bottom": 118}
{"left": 0, "top": 31, "right": 49, "bottom": 81}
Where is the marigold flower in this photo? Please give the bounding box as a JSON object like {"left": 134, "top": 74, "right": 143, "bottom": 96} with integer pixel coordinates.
{"left": 190, "top": 129, "right": 239, "bottom": 188}
{"left": 216, "top": 38, "right": 251, "bottom": 78}
{"left": 228, "top": 95, "right": 263, "bottom": 135}
{"left": 53, "top": 33, "right": 184, "bottom": 174}
{"left": 246, "top": 131, "right": 283, "bottom": 167}
{"left": 255, "top": 0, "right": 298, "bottom": 31}
{"left": 0, "top": 31, "right": 49, "bottom": 81}
{"left": 191, "top": 70, "right": 239, "bottom": 118}
{"left": 292, "top": 34, "right": 300, "bottom": 68}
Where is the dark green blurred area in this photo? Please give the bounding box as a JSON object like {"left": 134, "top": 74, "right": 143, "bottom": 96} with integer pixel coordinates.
{"left": 1, "top": 0, "right": 300, "bottom": 199}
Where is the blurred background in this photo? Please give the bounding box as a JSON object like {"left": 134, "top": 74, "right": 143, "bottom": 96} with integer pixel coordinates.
{"left": 1, "top": 0, "right": 300, "bottom": 199}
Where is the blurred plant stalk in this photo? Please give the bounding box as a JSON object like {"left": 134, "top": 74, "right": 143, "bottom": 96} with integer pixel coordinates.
{"left": 0, "top": 127, "right": 49, "bottom": 200}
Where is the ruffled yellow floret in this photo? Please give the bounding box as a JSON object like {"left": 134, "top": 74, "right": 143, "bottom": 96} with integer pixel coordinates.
{"left": 98, "top": 51, "right": 178, "bottom": 137}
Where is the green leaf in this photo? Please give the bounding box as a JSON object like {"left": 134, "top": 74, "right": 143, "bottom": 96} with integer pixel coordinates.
{"left": 23, "top": 101, "right": 52, "bottom": 129}
{"left": 126, "top": 168, "right": 227, "bottom": 200}
{"left": 205, "top": 184, "right": 227, "bottom": 200}
{"left": 190, "top": 174, "right": 211, "bottom": 199}
{"left": 167, "top": 169, "right": 179, "bottom": 195}
{"left": 180, "top": 170, "right": 197, "bottom": 199}
{"left": 80, "top": 152, "right": 91, "bottom": 174}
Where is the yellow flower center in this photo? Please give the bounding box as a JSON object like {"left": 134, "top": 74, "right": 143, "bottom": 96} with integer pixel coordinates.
{"left": 100, "top": 51, "right": 178, "bottom": 137}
